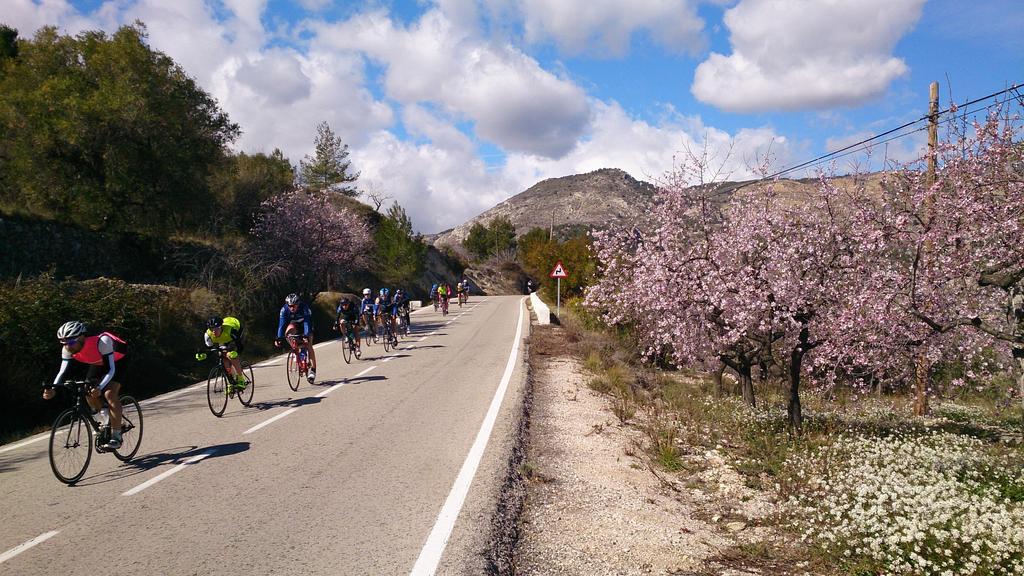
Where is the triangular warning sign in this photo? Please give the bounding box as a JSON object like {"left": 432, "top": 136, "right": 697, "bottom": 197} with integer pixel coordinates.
{"left": 549, "top": 261, "right": 568, "bottom": 279}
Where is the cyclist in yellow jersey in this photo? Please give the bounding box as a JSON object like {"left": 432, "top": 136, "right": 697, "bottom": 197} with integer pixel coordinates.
{"left": 196, "top": 316, "right": 248, "bottom": 392}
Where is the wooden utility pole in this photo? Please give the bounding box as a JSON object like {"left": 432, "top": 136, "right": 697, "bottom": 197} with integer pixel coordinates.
{"left": 914, "top": 81, "right": 940, "bottom": 416}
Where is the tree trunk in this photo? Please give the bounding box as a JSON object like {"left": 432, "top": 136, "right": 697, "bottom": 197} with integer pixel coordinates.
{"left": 914, "top": 353, "right": 930, "bottom": 416}
{"left": 1014, "top": 349, "right": 1024, "bottom": 409}
{"left": 738, "top": 364, "right": 756, "bottom": 407}
{"left": 712, "top": 361, "right": 726, "bottom": 397}
{"left": 788, "top": 346, "right": 804, "bottom": 435}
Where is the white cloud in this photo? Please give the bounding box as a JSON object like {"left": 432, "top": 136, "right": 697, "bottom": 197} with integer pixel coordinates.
{"left": 312, "top": 9, "right": 592, "bottom": 158}
{"left": 518, "top": 0, "right": 706, "bottom": 56}
{"left": 503, "top": 101, "right": 789, "bottom": 189}
{"left": 692, "top": 0, "right": 926, "bottom": 112}
{"left": 233, "top": 49, "right": 312, "bottom": 107}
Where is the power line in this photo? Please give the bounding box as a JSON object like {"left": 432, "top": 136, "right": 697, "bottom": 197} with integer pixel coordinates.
{"left": 730, "top": 82, "right": 1022, "bottom": 191}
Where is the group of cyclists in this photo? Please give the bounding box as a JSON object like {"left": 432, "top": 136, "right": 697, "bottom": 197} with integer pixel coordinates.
{"left": 429, "top": 279, "right": 470, "bottom": 313}
{"left": 42, "top": 280, "right": 472, "bottom": 450}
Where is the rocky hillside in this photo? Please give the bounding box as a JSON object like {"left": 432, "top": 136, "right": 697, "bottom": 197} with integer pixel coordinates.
{"left": 431, "top": 168, "right": 657, "bottom": 248}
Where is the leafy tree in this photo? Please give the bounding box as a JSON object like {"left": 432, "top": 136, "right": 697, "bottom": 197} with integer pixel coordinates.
{"left": 299, "top": 121, "right": 359, "bottom": 197}
{"left": 0, "top": 24, "right": 17, "bottom": 61}
{"left": 464, "top": 222, "right": 491, "bottom": 259}
{"left": 209, "top": 149, "right": 294, "bottom": 235}
{"left": 0, "top": 23, "right": 239, "bottom": 233}
{"left": 251, "top": 190, "right": 372, "bottom": 297}
{"left": 488, "top": 215, "right": 517, "bottom": 255}
{"left": 375, "top": 202, "right": 427, "bottom": 287}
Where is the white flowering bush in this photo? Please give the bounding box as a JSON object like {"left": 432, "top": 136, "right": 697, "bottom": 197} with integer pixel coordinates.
{"left": 784, "top": 432, "right": 1024, "bottom": 575}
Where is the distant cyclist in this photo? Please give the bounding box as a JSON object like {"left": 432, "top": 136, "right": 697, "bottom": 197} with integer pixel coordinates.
{"left": 275, "top": 293, "right": 316, "bottom": 383}
{"left": 392, "top": 288, "right": 411, "bottom": 330}
{"left": 196, "top": 316, "right": 247, "bottom": 393}
{"left": 359, "top": 288, "right": 376, "bottom": 337}
{"left": 375, "top": 288, "right": 393, "bottom": 335}
{"left": 44, "top": 321, "right": 128, "bottom": 450}
{"left": 335, "top": 297, "right": 361, "bottom": 350}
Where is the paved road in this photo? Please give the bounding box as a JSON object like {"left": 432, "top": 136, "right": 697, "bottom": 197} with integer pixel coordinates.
{"left": 0, "top": 296, "right": 528, "bottom": 575}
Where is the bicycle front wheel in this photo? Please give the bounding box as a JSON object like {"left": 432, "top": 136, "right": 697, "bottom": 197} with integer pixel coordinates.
{"left": 342, "top": 336, "right": 352, "bottom": 363}
{"left": 113, "top": 395, "right": 143, "bottom": 461}
{"left": 286, "top": 350, "right": 301, "bottom": 391}
{"left": 49, "top": 408, "right": 92, "bottom": 484}
{"left": 207, "top": 367, "right": 229, "bottom": 417}
{"left": 237, "top": 362, "right": 255, "bottom": 407}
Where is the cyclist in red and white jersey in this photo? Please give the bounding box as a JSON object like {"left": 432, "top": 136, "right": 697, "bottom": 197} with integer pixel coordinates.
{"left": 43, "top": 321, "right": 128, "bottom": 450}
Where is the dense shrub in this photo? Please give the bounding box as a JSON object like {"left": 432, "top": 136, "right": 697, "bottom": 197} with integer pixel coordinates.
{"left": 0, "top": 275, "right": 207, "bottom": 438}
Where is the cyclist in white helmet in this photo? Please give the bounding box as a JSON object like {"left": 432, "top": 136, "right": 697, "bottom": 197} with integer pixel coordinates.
{"left": 44, "top": 321, "right": 128, "bottom": 450}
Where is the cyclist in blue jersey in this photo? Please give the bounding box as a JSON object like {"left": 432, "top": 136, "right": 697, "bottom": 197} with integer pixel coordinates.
{"left": 275, "top": 293, "right": 316, "bottom": 383}
{"left": 392, "top": 288, "right": 411, "bottom": 332}
{"left": 358, "top": 288, "right": 376, "bottom": 340}
{"left": 376, "top": 288, "right": 393, "bottom": 335}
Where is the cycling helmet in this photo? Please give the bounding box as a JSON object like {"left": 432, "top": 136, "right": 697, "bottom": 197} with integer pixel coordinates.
{"left": 57, "top": 320, "right": 86, "bottom": 341}
{"left": 285, "top": 293, "right": 300, "bottom": 306}
{"left": 206, "top": 316, "right": 223, "bottom": 329}
{"left": 362, "top": 288, "right": 371, "bottom": 296}
{"left": 340, "top": 298, "right": 352, "bottom": 307}
{"left": 379, "top": 288, "right": 386, "bottom": 296}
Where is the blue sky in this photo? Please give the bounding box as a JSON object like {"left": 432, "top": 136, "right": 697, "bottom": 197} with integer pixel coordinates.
{"left": 5, "top": 0, "right": 1022, "bottom": 232}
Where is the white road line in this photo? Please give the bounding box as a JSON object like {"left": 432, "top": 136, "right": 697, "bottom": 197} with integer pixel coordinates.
{"left": 0, "top": 434, "right": 48, "bottom": 455}
{"left": 243, "top": 408, "right": 299, "bottom": 435}
{"left": 123, "top": 452, "right": 212, "bottom": 496}
{"left": 139, "top": 383, "right": 204, "bottom": 406}
{"left": 410, "top": 297, "right": 525, "bottom": 576}
{"left": 0, "top": 530, "right": 60, "bottom": 564}
{"left": 316, "top": 366, "right": 377, "bottom": 397}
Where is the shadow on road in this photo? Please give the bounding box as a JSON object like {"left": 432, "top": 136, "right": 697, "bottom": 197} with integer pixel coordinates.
{"left": 73, "top": 441, "right": 251, "bottom": 487}
{"left": 251, "top": 395, "right": 324, "bottom": 411}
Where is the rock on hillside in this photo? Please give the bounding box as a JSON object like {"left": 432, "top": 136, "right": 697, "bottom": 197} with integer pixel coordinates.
{"left": 431, "top": 168, "right": 656, "bottom": 248}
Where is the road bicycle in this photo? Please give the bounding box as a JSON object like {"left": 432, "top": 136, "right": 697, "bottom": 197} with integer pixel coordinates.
{"left": 44, "top": 379, "right": 143, "bottom": 484}
{"left": 285, "top": 334, "right": 312, "bottom": 390}
{"left": 203, "top": 345, "right": 254, "bottom": 417}
{"left": 361, "top": 310, "right": 377, "bottom": 346}
{"left": 432, "top": 293, "right": 439, "bottom": 312}
{"left": 375, "top": 314, "right": 399, "bottom": 352}
{"left": 458, "top": 290, "right": 467, "bottom": 307}
{"left": 336, "top": 320, "right": 362, "bottom": 364}
{"left": 441, "top": 295, "right": 449, "bottom": 316}
{"left": 394, "top": 308, "right": 410, "bottom": 339}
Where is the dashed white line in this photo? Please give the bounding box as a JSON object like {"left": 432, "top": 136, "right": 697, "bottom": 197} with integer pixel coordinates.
{"left": 0, "top": 531, "right": 60, "bottom": 564}
{"left": 123, "top": 452, "right": 213, "bottom": 496}
{"left": 315, "top": 366, "right": 376, "bottom": 397}
{"left": 243, "top": 408, "right": 299, "bottom": 435}
{"left": 410, "top": 297, "right": 526, "bottom": 575}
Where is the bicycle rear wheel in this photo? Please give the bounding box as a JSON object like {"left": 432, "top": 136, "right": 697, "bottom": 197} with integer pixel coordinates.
{"left": 237, "top": 362, "right": 255, "bottom": 406}
{"left": 286, "top": 350, "right": 301, "bottom": 391}
{"left": 207, "top": 366, "right": 229, "bottom": 417}
{"left": 49, "top": 408, "right": 92, "bottom": 484}
{"left": 113, "top": 395, "right": 143, "bottom": 461}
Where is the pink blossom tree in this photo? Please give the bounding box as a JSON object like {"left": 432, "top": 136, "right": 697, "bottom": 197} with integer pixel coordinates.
{"left": 588, "top": 108, "right": 1024, "bottom": 426}
{"left": 252, "top": 190, "right": 373, "bottom": 298}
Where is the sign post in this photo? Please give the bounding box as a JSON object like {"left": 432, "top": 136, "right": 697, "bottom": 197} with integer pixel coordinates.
{"left": 549, "top": 260, "right": 568, "bottom": 316}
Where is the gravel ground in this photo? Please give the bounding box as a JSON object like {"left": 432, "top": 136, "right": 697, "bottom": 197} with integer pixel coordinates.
{"left": 511, "top": 323, "right": 783, "bottom": 576}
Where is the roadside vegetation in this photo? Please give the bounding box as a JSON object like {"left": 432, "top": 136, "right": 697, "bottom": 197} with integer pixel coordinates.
{"left": 554, "top": 106, "right": 1024, "bottom": 574}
